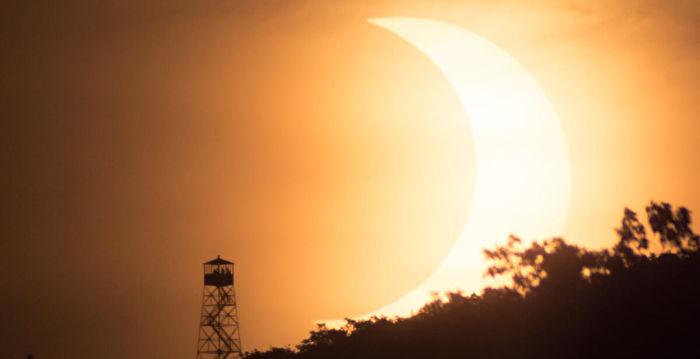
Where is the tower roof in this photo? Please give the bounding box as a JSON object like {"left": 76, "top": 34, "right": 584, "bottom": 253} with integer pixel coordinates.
{"left": 204, "top": 255, "right": 233, "bottom": 265}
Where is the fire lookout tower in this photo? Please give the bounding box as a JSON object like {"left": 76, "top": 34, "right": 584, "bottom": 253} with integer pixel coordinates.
{"left": 196, "top": 256, "right": 242, "bottom": 359}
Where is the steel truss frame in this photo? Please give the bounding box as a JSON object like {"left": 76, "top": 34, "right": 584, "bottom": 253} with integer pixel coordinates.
{"left": 197, "top": 284, "right": 242, "bottom": 359}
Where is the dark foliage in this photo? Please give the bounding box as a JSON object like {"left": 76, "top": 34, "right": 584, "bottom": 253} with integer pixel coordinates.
{"left": 245, "top": 201, "right": 700, "bottom": 359}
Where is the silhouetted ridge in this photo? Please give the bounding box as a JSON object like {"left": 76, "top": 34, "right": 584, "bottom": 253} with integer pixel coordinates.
{"left": 246, "top": 201, "right": 700, "bottom": 359}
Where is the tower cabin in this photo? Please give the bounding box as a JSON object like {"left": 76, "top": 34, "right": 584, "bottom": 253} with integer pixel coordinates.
{"left": 204, "top": 255, "right": 234, "bottom": 287}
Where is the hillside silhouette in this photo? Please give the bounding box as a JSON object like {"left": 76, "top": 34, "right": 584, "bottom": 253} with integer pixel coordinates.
{"left": 245, "top": 201, "right": 700, "bottom": 359}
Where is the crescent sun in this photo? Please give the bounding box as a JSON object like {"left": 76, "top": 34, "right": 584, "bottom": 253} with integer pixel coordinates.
{"left": 356, "top": 17, "right": 572, "bottom": 318}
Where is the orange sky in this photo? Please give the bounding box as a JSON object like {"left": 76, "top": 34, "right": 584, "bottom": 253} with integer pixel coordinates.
{"left": 2, "top": 1, "right": 699, "bottom": 358}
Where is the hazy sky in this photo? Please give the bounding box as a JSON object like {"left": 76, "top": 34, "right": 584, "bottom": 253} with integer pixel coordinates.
{"left": 2, "top": 1, "right": 699, "bottom": 358}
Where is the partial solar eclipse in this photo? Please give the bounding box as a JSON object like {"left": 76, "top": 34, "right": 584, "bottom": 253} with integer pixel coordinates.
{"left": 363, "top": 18, "right": 572, "bottom": 317}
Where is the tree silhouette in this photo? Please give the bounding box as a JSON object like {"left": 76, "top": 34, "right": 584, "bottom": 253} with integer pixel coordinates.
{"left": 245, "top": 201, "right": 700, "bottom": 359}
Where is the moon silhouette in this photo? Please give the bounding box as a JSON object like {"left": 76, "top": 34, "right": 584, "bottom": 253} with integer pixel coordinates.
{"left": 360, "top": 18, "right": 572, "bottom": 318}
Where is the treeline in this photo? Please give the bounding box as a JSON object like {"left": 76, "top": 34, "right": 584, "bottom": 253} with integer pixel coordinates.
{"left": 246, "top": 201, "right": 700, "bottom": 359}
